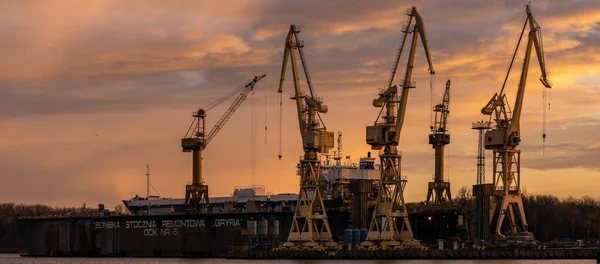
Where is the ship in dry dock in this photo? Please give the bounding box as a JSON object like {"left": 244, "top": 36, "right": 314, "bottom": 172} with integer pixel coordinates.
{"left": 17, "top": 154, "right": 465, "bottom": 257}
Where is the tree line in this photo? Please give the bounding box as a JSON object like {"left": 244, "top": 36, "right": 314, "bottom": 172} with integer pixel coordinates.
{"left": 0, "top": 203, "right": 125, "bottom": 249}
{"left": 455, "top": 186, "right": 600, "bottom": 241}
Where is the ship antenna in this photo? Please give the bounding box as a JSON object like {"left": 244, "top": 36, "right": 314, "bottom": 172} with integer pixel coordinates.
{"left": 146, "top": 164, "right": 150, "bottom": 200}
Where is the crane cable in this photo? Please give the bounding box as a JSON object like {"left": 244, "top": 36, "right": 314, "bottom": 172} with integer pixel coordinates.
{"left": 542, "top": 85, "right": 550, "bottom": 155}
{"left": 204, "top": 85, "right": 246, "bottom": 111}
{"left": 499, "top": 18, "right": 528, "bottom": 97}
{"left": 430, "top": 74, "right": 435, "bottom": 128}
{"left": 264, "top": 76, "right": 268, "bottom": 145}
{"left": 149, "top": 181, "right": 160, "bottom": 197}
{"left": 278, "top": 92, "right": 283, "bottom": 160}
{"left": 251, "top": 79, "right": 256, "bottom": 186}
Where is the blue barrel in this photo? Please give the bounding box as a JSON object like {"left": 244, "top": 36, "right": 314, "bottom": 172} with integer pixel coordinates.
{"left": 343, "top": 229, "right": 353, "bottom": 246}
{"left": 360, "top": 229, "right": 368, "bottom": 242}
{"left": 352, "top": 229, "right": 360, "bottom": 246}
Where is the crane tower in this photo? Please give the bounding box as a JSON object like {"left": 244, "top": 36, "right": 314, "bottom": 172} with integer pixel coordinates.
{"left": 472, "top": 120, "right": 492, "bottom": 241}
{"left": 481, "top": 4, "right": 551, "bottom": 240}
{"left": 278, "top": 24, "right": 336, "bottom": 249}
{"left": 181, "top": 75, "right": 266, "bottom": 212}
{"left": 363, "top": 6, "right": 435, "bottom": 249}
{"left": 426, "top": 79, "right": 452, "bottom": 204}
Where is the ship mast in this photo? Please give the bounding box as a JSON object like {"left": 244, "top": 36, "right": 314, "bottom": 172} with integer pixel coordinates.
{"left": 146, "top": 164, "right": 150, "bottom": 200}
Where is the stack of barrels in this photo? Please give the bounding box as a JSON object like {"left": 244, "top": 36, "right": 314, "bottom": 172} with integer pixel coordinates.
{"left": 344, "top": 228, "right": 368, "bottom": 249}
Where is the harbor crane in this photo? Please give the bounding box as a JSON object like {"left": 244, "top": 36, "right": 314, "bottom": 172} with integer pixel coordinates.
{"left": 426, "top": 79, "right": 452, "bottom": 204}
{"left": 481, "top": 4, "right": 551, "bottom": 240}
{"left": 181, "top": 74, "right": 266, "bottom": 212}
{"left": 278, "top": 24, "right": 336, "bottom": 249}
{"left": 364, "top": 6, "right": 435, "bottom": 248}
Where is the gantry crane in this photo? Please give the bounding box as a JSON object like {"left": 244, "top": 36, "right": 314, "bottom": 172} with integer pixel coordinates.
{"left": 364, "top": 6, "right": 435, "bottom": 248}
{"left": 481, "top": 4, "right": 551, "bottom": 240}
{"left": 181, "top": 74, "right": 266, "bottom": 212}
{"left": 278, "top": 24, "right": 336, "bottom": 249}
{"left": 426, "top": 79, "right": 452, "bottom": 204}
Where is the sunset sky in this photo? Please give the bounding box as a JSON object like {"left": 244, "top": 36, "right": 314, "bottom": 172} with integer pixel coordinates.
{"left": 1, "top": 0, "right": 599, "bottom": 208}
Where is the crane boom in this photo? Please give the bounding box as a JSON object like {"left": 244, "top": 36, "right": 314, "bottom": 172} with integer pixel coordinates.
{"left": 279, "top": 26, "right": 306, "bottom": 134}
{"left": 507, "top": 5, "right": 552, "bottom": 141}
{"left": 394, "top": 7, "right": 435, "bottom": 144}
{"left": 181, "top": 74, "right": 265, "bottom": 211}
{"left": 482, "top": 4, "right": 551, "bottom": 240}
{"left": 278, "top": 24, "right": 336, "bottom": 248}
{"left": 386, "top": 15, "right": 413, "bottom": 89}
{"left": 413, "top": 8, "right": 436, "bottom": 74}
{"left": 205, "top": 74, "right": 266, "bottom": 147}
{"left": 439, "top": 80, "right": 450, "bottom": 132}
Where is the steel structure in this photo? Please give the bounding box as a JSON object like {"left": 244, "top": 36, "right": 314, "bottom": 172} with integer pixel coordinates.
{"left": 426, "top": 79, "right": 452, "bottom": 204}
{"left": 334, "top": 132, "right": 342, "bottom": 167}
{"left": 364, "top": 6, "right": 435, "bottom": 248}
{"left": 181, "top": 74, "right": 266, "bottom": 212}
{"left": 481, "top": 4, "right": 551, "bottom": 240}
{"left": 472, "top": 120, "right": 492, "bottom": 242}
{"left": 472, "top": 121, "right": 491, "bottom": 185}
{"left": 278, "top": 24, "right": 336, "bottom": 249}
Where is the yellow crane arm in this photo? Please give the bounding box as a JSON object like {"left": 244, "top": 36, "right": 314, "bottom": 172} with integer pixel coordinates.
{"left": 279, "top": 25, "right": 307, "bottom": 133}
{"left": 527, "top": 5, "right": 551, "bottom": 89}
{"left": 392, "top": 6, "right": 436, "bottom": 144}
{"left": 413, "top": 7, "right": 435, "bottom": 75}
{"left": 507, "top": 4, "right": 551, "bottom": 140}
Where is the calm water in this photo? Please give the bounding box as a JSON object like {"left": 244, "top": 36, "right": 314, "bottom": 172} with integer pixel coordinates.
{"left": 0, "top": 255, "right": 595, "bottom": 264}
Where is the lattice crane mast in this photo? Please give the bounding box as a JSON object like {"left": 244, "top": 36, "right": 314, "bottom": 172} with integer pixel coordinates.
{"left": 181, "top": 74, "right": 266, "bottom": 212}
{"left": 426, "top": 79, "right": 452, "bottom": 204}
{"left": 364, "top": 6, "right": 435, "bottom": 247}
{"left": 278, "top": 24, "right": 336, "bottom": 249}
{"left": 481, "top": 4, "right": 551, "bottom": 240}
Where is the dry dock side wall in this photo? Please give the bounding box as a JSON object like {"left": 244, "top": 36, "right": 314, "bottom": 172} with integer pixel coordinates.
{"left": 17, "top": 211, "right": 349, "bottom": 257}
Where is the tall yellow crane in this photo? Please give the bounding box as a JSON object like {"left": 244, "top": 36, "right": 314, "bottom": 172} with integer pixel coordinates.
{"left": 364, "top": 6, "right": 435, "bottom": 248}
{"left": 481, "top": 4, "right": 551, "bottom": 240}
{"left": 278, "top": 24, "right": 336, "bottom": 249}
{"left": 181, "top": 74, "right": 266, "bottom": 212}
{"left": 426, "top": 79, "right": 452, "bottom": 204}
